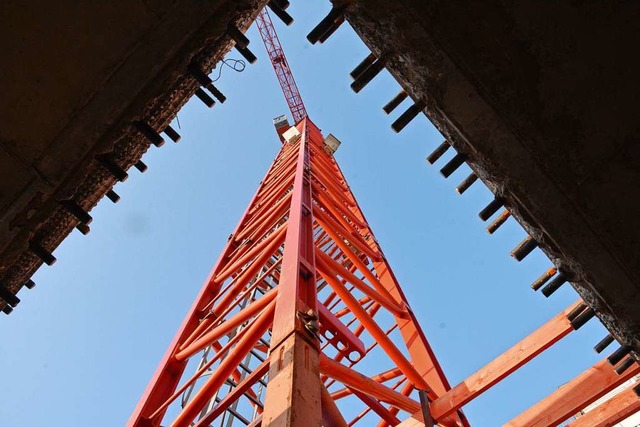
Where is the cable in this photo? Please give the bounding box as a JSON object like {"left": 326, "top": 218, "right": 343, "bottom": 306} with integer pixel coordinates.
{"left": 211, "top": 58, "right": 246, "bottom": 82}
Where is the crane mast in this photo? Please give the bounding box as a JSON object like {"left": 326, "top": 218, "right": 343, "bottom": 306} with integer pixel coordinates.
{"left": 255, "top": 8, "right": 308, "bottom": 124}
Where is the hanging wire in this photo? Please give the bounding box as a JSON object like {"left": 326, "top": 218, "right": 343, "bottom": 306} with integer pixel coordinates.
{"left": 211, "top": 58, "right": 247, "bottom": 82}
{"left": 174, "top": 58, "right": 245, "bottom": 130}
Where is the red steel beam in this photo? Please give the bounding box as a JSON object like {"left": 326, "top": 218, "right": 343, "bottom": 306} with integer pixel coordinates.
{"left": 321, "top": 384, "right": 349, "bottom": 427}
{"left": 429, "top": 300, "right": 582, "bottom": 420}
{"left": 127, "top": 139, "right": 292, "bottom": 427}
{"left": 261, "top": 119, "right": 322, "bottom": 426}
{"left": 505, "top": 358, "right": 640, "bottom": 426}
{"left": 318, "top": 353, "right": 421, "bottom": 414}
{"left": 324, "top": 151, "right": 465, "bottom": 418}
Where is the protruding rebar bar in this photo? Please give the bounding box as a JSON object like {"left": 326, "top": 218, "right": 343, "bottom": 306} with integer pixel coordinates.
{"left": 106, "top": 190, "right": 120, "bottom": 204}
{"left": 456, "top": 173, "right": 478, "bottom": 195}
{"left": 227, "top": 24, "right": 250, "bottom": 49}
{"left": 531, "top": 267, "right": 556, "bottom": 291}
{"left": 194, "top": 88, "right": 215, "bottom": 108}
{"left": 188, "top": 65, "right": 227, "bottom": 103}
{"left": 426, "top": 140, "right": 450, "bottom": 164}
{"left": 479, "top": 197, "right": 504, "bottom": 221}
{"left": 542, "top": 273, "right": 566, "bottom": 297}
{"left": 391, "top": 101, "right": 425, "bottom": 133}
{"left": 163, "top": 125, "right": 181, "bottom": 143}
{"left": 97, "top": 154, "right": 128, "bottom": 182}
{"left": 268, "top": 1, "right": 293, "bottom": 26}
{"left": 440, "top": 153, "right": 467, "bottom": 178}
{"left": 614, "top": 356, "right": 636, "bottom": 375}
{"left": 134, "top": 121, "right": 164, "bottom": 147}
{"left": 318, "top": 14, "right": 345, "bottom": 44}
{"left": 29, "top": 241, "right": 56, "bottom": 266}
{"left": 566, "top": 302, "right": 588, "bottom": 323}
{"left": 235, "top": 45, "right": 257, "bottom": 64}
{"left": 351, "top": 57, "right": 386, "bottom": 93}
{"left": 271, "top": 0, "right": 289, "bottom": 10}
{"left": 0, "top": 285, "right": 20, "bottom": 307}
{"left": 383, "top": 91, "right": 407, "bottom": 114}
{"left": 570, "top": 307, "right": 595, "bottom": 330}
{"left": 134, "top": 160, "right": 148, "bottom": 173}
{"left": 350, "top": 53, "right": 376, "bottom": 80}
{"left": 307, "top": 7, "right": 344, "bottom": 44}
{"left": 60, "top": 200, "right": 92, "bottom": 225}
{"left": 594, "top": 334, "right": 615, "bottom": 354}
{"left": 608, "top": 345, "right": 632, "bottom": 366}
{"left": 76, "top": 223, "right": 91, "bottom": 235}
{"left": 511, "top": 236, "right": 538, "bottom": 261}
{"left": 487, "top": 210, "right": 510, "bottom": 234}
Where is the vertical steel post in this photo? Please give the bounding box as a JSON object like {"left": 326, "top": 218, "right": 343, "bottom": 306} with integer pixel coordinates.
{"left": 262, "top": 119, "right": 322, "bottom": 426}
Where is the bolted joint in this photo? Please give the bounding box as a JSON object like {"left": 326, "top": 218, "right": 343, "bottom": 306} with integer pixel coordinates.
{"left": 297, "top": 309, "right": 321, "bottom": 340}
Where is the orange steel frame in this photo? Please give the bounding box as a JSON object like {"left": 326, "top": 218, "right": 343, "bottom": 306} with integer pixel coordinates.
{"left": 128, "top": 118, "right": 469, "bottom": 427}
{"left": 127, "top": 116, "right": 640, "bottom": 427}
{"left": 128, "top": 10, "right": 640, "bottom": 426}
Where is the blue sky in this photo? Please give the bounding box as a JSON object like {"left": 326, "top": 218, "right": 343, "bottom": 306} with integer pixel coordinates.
{"left": 0, "top": 3, "right": 608, "bottom": 426}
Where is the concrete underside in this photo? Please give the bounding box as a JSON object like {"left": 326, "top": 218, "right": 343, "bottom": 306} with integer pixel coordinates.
{"left": 0, "top": 0, "right": 265, "bottom": 307}
{"left": 338, "top": 0, "right": 640, "bottom": 356}
{"left": 0, "top": 0, "right": 638, "bottom": 360}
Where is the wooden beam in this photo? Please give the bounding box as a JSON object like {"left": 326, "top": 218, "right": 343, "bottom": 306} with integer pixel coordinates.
{"left": 430, "top": 300, "right": 581, "bottom": 420}
{"left": 568, "top": 385, "right": 640, "bottom": 427}
{"left": 505, "top": 358, "right": 640, "bottom": 427}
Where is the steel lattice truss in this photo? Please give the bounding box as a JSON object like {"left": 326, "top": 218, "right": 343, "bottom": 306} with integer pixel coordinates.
{"left": 126, "top": 3, "right": 640, "bottom": 423}
{"left": 128, "top": 118, "right": 640, "bottom": 427}
{"left": 255, "top": 9, "right": 308, "bottom": 124}
{"left": 128, "top": 118, "right": 467, "bottom": 426}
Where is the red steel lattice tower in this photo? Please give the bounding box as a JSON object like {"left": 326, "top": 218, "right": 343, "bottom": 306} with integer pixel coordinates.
{"left": 128, "top": 8, "right": 465, "bottom": 427}
{"left": 127, "top": 114, "right": 469, "bottom": 426}
{"left": 128, "top": 5, "right": 640, "bottom": 426}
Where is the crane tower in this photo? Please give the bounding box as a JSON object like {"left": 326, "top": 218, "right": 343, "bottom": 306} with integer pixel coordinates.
{"left": 127, "top": 8, "right": 464, "bottom": 427}
{"left": 127, "top": 6, "right": 640, "bottom": 427}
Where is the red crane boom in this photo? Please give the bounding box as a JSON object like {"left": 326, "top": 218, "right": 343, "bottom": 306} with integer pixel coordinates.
{"left": 256, "top": 8, "right": 308, "bottom": 124}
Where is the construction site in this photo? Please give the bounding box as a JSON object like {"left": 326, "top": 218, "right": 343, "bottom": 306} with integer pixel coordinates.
{"left": 1, "top": 1, "right": 639, "bottom": 426}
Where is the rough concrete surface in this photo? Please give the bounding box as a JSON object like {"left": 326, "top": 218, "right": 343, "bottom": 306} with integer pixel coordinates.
{"left": 1, "top": 0, "right": 638, "bottom": 363}
{"left": 338, "top": 0, "right": 640, "bottom": 357}
{"left": 0, "top": 0, "right": 266, "bottom": 311}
